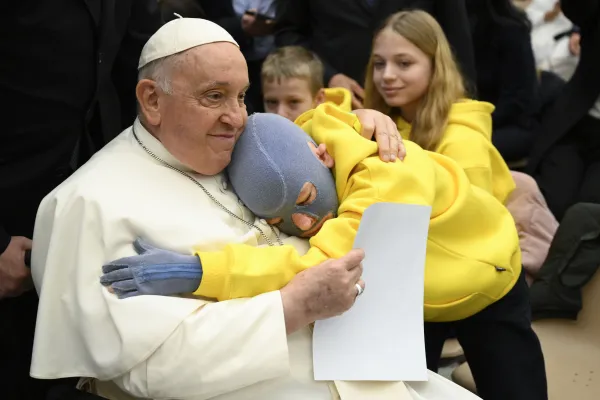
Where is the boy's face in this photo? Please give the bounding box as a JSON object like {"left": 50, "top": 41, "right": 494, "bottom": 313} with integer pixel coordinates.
{"left": 262, "top": 77, "right": 317, "bottom": 122}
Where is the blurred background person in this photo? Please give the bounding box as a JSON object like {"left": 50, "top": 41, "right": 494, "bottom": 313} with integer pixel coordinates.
{"left": 466, "top": 0, "right": 539, "bottom": 163}
{"left": 0, "top": 1, "right": 162, "bottom": 398}
{"left": 528, "top": 0, "right": 600, "bottom": 221}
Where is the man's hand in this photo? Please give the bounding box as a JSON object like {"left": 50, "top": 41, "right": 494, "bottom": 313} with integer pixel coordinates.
{"left": 569, "top": 32, "right": 581, "bottom": 56}
{"left": 242, "top": 10, "right": 275, "bottom": 37}
{"left": 280, "top": 249, "right": 365, "bottom": 334}
{"left": 329, "top": 73, "right": 365, "bottom": 109}
{"left": 0, "top": 236, "right": 33, "bottom": 299}
{"left": 354, "top": 109, "right": 406, "bottom": 162}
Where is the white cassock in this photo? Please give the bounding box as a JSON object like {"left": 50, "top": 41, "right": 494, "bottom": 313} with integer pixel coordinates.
{"left": 31, "top": 119, "right": 481, "bottom": 400}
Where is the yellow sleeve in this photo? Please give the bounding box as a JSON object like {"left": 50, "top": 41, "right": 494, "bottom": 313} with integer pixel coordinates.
{"left": 194, "top": 174, "right": 373, "bottom": 301}
{"left": 194, "top": 243, "right": 326, "bottom": 301}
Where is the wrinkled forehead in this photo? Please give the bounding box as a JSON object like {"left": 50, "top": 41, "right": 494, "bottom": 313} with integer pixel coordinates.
{"left": 173, "top": 43, "right": 249, "bottom": 87}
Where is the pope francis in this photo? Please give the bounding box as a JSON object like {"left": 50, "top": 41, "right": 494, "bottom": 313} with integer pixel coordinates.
{"left": 30, "top": 18, "right": 481, "bottom": 400}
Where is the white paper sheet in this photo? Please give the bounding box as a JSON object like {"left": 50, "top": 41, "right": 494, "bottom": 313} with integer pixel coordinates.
{"left": 313, "top": 202, "right": 431, "bottom": 382}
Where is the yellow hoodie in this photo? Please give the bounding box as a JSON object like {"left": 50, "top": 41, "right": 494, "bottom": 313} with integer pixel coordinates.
{"left": 323, "top": 87, "right": 352, "bottom": 112}
{"left": 195, "top": 104, "right": 521, "bottom": 322}
{"left": 396, "top": 100, "right": 516, "bottom": 204}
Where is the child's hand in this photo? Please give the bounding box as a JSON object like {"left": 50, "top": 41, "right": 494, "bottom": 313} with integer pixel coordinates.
{"left": 314, "top": 143, "right": 334, "bottom": 168}
{"left": 353, "top": 109, "right": 406, "bottom": 162}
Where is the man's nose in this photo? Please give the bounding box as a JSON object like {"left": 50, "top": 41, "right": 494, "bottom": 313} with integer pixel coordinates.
{"left": 221, "top": 103, "right": 246, "bottom": 128}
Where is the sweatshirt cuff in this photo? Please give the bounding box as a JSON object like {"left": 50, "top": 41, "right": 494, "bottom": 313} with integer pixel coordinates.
{"left": 0, "top": 226, "right": 10, "bottom": 255}
{"left": 194, "top": 251, "right": 229, "bottom": 300}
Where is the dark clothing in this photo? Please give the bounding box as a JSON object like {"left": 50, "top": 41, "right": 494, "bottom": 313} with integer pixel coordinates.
{"left": 160, "top": 0, "right": 206, "bottom": 23}
{"left": 425, "top": 272, "right": 548, "bottom": 400}
{"left": 534, "top": 115, "right": 600, "bottom": 221}
{"left": 275, "top": 0, "right": 476, "bottom": 89}
{"left": 473, "top": 26, "right": 539, "bottom": 128}
{"left": 199, "top": 0, "right": 251, "bottom": 51}
{"left": 246, "top": 59, "right": 266, "bottom": 114}
{"left": 530, "top": 203, "right": 600, "bottom": 321}
{"left": 0, "top": 0, "right": 162, "bottom": 252}
{"left": 1, "top": 292, "right": 51, "bottom": 400}
{"left": 528, "top": 0, "right": 600, "bottom": 172}
{"left": 0, "top": 0, "right": 94, "bottom": 251}
{"left": 0, "top": 1, "right": 161, "bottom": 398}
{"left": 492, "top": 125, "right": 535, "bottom": 162}
{"left": 0, "top": 169, "right": 73, "bottom": 400}
{"left": 47, "top": 386, "right": 107, "bottom": 400}
{"left": 200, "top": 0, "right": 261, "bottom": 112}
{"left": 471, "top": 22, "right": 539, "bottom": 161}
{"left": 537, "top": 71, "right": 566, "bottom": 117}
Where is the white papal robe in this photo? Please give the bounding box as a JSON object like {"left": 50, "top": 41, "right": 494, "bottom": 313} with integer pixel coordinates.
{"left": 30, "top": 119, "right": 481, "bottom": 400}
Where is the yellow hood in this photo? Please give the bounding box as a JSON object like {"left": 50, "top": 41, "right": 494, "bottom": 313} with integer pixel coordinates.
{"left": 397, "top": 100, "right": 514, "bottom": 204}
{"left": 323, "top": 87, "right": 353, "bottom": 113}
{"left": 396, "top": 100, "right": 495, "bottom": 141}
{"left": 446, "top": 100, "right": 495, "bottom": 140}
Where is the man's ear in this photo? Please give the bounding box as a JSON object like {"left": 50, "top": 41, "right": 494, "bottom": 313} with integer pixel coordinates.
{"left": 313, "top": 89, "right": 326, "bottom": 107}
{"left": 136, "top": 79, "right": 162, "bottom": 126}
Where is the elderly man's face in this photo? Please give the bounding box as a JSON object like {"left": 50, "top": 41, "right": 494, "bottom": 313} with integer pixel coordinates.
{"left": 157, "top": 43, "right": 249, "bottom": 175}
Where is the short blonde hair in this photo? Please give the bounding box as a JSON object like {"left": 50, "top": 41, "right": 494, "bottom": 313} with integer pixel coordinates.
{"left": 261, "top": 46, "right": 324, "bottom": 96}
{"left": 364, "top": 10, "right": 466, "bottom": 151}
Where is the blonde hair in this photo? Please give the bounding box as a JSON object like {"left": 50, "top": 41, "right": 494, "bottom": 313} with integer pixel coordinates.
{"left": 261, "top": 46, "right": 324, "bottom": 96}
{"left": 364, "top": 10, "right": 465, "bottom": 151}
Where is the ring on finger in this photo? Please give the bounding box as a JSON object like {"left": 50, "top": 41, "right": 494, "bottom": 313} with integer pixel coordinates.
{"left": 355, "top": 283, "right": 364, "bottom": 297}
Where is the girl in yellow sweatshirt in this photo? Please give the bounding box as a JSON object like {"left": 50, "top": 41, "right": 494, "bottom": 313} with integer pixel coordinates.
{"left": 363, "top": 10, "right": 515, "bottom": 204}
{"left": 364, "top": 10, "right": 558, "bottom": 282}
{"left": 357, "top": 11, "right": 547, "bottom": 398}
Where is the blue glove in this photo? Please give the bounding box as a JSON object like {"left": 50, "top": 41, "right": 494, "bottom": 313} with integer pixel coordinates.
{"left": 100, "top": 238, "right": 203, "bottom": 299}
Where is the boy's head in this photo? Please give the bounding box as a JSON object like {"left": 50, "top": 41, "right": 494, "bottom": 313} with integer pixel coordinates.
{"left": 261, "top": 46, "right": 326, "bottom": 122}
{"left": 227, "top": 113, "right": 338, "bottom": 238}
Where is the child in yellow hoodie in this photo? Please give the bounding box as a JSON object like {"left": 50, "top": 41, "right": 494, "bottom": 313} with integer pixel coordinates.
{"left": 261, "top": 45, "right": 353, "bottom": 121}
{"left": 363, "top": 10, "right": 515, "bottom": 204}
{"left": 102, "top": 107, "right": 521, "bottom": 322}
{"left": 101, "top": 107, "right": 546, "bottom": 399}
